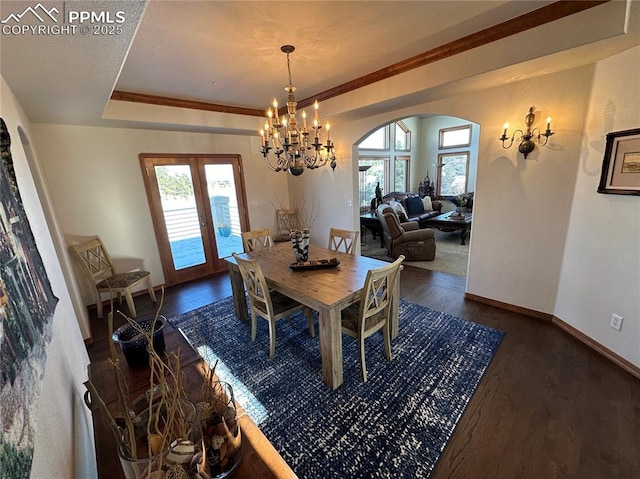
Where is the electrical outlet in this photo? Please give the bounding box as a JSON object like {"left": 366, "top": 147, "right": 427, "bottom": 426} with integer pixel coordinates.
{"left": 610, "top": 313, "right": 623, "bottom": 331}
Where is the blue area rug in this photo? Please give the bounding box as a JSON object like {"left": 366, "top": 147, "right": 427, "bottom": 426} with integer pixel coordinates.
{"left": 168, "top": 296, "right": 503, "bottom": 478}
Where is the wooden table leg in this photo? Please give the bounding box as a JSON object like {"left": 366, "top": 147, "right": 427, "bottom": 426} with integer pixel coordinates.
{"left": 318, "top": 305, "right": 343, "bottom": 390}
{"left": 227, "top": 263, "right": 248, "bottom": 320}
{"left": 460, "top": 228, "right": 468, "bottom": 245}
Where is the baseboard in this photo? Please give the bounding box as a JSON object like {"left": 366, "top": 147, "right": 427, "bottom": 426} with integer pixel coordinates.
{"left": 464, "top": 293, "right": 553, "bottom": 321}
{"left": 464, "top": 292, "right": 640, "bottom": 380}
{"left": 552, "top": 316, "right": 640, "bottom": 381}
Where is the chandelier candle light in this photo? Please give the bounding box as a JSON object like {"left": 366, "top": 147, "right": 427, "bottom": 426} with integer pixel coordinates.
{"left": 499, "top": 106, "right": 555, "bottom": 159}
{"left": 259, "top": 45, "right": 337, "bottom": 175}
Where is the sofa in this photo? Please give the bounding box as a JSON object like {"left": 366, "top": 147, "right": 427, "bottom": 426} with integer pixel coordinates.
{"left": 376, "top": 209, "right": 436, "bottom": 261}
{"left": 380, "top": 192, "right": 442, "bottom": 228}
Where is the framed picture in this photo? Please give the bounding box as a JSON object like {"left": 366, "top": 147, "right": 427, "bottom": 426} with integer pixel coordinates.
{"left": 598, "top": 128, "right": 640, "bottom": 195}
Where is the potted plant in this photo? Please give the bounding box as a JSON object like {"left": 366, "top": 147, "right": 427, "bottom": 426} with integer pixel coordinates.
{"left": 217, "top": 223, "right": 232, "bottom": 237}
{"left": 449, "top": 194, "right": 468, "bottom": 216}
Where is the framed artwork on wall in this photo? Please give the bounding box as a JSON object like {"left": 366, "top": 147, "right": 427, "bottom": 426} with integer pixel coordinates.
{"left": 598, "top": 128, "right": 640, "bottom": 196}
{"left": 0, "top": 118, "right": 58, "bottom": 478}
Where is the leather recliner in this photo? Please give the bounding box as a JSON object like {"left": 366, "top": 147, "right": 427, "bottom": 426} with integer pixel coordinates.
{"left": 377, "top": 209, "right": 436, "bottom": 261}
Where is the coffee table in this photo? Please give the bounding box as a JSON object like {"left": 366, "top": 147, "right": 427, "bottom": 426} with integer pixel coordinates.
{"left": 423, "top": 211, "right": 472, "bottom": 245}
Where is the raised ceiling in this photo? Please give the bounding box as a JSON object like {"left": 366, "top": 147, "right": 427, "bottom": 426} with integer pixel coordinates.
{"left": 1, "top": 0, "right": 637, "bottom": 130}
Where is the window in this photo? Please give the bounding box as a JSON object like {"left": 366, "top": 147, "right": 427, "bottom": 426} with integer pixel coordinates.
{"left": 439, "top": 125, "right": 471, "bottom": 149}
{"left": 395, "top": 121, "right": 410, "bottom": 151}
{"left": 437, "top": 152, "right": 469, "bottom": 197}
{"left": 359, "top": 156, "right": 389, "bottom": 211}
{"left": 359, "top": 125, "right": 389, "bottom": 150}
{"left": 394, "top": 156, "right": 410, "bottom": 192}
{"left": 359, "top": 120, "right": 413, "bottom": 209}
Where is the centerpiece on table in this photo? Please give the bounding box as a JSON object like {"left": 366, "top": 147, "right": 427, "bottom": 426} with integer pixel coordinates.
{"left": 449, "top": 194, "right": 468, "bottom": 218}
{"left": 273, "top": 194, "right": 318, "bottom": 262}
{"left": 83, "top": 292, "right": 242, "bottom": 479}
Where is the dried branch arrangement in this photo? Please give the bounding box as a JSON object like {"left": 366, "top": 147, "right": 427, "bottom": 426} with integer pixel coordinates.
{"left": 83, "top": 289, "right": 241, "bottom": 479}
{"left": 272, "top": 193, "right": 319, "bottom": 231}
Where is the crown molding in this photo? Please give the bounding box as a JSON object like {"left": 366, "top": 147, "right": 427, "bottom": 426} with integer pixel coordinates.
{"left": 111, "top": 0, "right": 609, "bottom": 116}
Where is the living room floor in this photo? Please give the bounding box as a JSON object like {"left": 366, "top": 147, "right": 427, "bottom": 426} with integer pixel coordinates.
{"left": 360, "top": 228, "right": 470, "bottom": 276}
{"left": 86, "top": 268, "right": 640, "bottom": 478}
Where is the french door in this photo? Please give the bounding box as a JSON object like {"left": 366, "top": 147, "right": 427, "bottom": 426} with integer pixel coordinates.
{"left": 140, "top": 154, "right": 249, "bottom": 286}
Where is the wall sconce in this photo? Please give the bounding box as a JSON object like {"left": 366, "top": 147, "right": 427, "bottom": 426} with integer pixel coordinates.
{"left": 499, "top": 106, "right": 555, "bottom": 159}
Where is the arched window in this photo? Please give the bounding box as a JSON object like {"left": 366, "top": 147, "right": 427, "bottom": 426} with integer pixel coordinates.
{"left": 358, "top": 121, "right": 411, "bottom": 211}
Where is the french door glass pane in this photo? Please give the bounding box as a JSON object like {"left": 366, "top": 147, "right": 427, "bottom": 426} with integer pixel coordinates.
{"left": 204, "top": 164, "right": 243, "bottom": 259}
{"left": 156, "top": 165, "right": 206, "bottom": 270}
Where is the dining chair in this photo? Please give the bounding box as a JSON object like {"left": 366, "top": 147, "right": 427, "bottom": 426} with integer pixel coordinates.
{"left": 241, "top": 227, "right": 273, "bottom": 252}
{"left": 232, "top": 253, "right": 315, "bottom": 358}
{"left": 341, "top": 255, "right": 405, "bottom": 381}
{"left": 328, "top": 227, "right": 359, "bottom": 255}
{"left": 274, "top": 208, "right": 298, "bottom": 242}
{"left": 69, "top": 236, "right": 156, "bottom": 319}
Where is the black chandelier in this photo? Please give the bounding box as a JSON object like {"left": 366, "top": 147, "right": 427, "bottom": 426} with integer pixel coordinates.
{"left": 259, "top": 45, "right": 336, "bottom": 176}
{"left": 499, "top": 106, "right": 555, "bottom": 159}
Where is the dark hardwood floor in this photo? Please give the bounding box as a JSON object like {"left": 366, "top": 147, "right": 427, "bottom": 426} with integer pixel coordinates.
{"left": 86, "top": 266, "right": 640, "bottom": 479}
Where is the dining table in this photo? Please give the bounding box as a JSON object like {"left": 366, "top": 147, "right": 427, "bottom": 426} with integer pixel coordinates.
{"left": 225, "top": 242, "right": 400, "bottom": 390}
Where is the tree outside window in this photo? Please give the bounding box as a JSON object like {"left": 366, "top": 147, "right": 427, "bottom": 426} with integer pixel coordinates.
{"left": 394, "top": 156, "right": 409, "bottom": 192}
{"left": 437, "top": 152, "right": 469, "bottom": 197}
{"left": 359, "top": 157, "right": 389, "bottom": 211}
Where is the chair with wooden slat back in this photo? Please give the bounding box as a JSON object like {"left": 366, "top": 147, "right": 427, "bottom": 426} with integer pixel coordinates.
{"left": 69, "top": 236, "right": 156, "bottom": 319}
{"left": 328, "top": 227, "right": 360, "bottom": 255}
{"left": 232, "top": 253, "right": 315, "bottom": 357}
{"left": 241, "top": 227, "right": 273, "bottom": 252}
{"left": 274, "top": 208, "right": 298, "bottom": 242}
{"left": 340, "top": 255, "right": 405, "bottom": 382}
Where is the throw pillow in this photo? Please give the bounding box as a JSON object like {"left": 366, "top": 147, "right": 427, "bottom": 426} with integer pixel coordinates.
{"left": 388, "top": 201, "right": 409, "bottom": 222}
{"left": 405, "top": 196, "right": 424, "bottom": 215}
{"left": 422, "top": 196, "right": 433, "bottom": 212}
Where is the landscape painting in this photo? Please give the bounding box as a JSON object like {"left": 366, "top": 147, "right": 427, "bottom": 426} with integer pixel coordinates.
{"left": 0, "top": 118, "right": 58, "bottom": 478}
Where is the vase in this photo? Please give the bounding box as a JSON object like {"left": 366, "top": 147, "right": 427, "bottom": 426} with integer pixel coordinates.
{"left": 112, "top": 316, "right": 167, "bottom": 368}
{"left": 217, "top": 226, "right": 232, "bottom": 237}
{"left": 290, "top": 229, "right": 310, "bottom": 262}
{"left": 118, "top": 397, "right": 205, "bottom": 479}
{"left": 199, "top": 381, "right": 242, "bottom": 478}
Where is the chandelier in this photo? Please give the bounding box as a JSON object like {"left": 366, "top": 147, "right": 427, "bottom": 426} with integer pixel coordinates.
{"left": 259, "top": 45, "right": 336, "bottom": 176}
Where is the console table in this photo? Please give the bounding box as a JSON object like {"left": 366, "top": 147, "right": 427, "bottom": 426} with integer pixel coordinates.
{"left": 360, "top": 211, "right": 383, "bottom": 247}
{"left": 88, "top": 328, "right": 296, "bottom": 479}
{"left": 423, "top": 211, "right": 472, "bottom": 245}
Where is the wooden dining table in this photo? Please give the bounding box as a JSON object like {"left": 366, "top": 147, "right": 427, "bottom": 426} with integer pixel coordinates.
{"left": 225, "top": 242, "right": 399, "bottom": 390}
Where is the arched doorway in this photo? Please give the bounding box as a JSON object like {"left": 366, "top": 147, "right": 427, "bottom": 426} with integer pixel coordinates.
{"left": 356, "top": 114, "right": 478, "bottom": 277}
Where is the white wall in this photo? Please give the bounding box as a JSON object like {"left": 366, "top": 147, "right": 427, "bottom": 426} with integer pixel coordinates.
{"left": 295, "top": 63, "right": 592, "bottom": 323}
{"left": 297, "top": 56, "right": 640, "bottom": 371}
{"left": 31, "top": 124, "right": 290, "bottom": 306}
{"left": 555, "top": 45, "right": 640, "bottom": 366}
{"left": 1, "top": 77, "right": 96, "bottom": 478}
